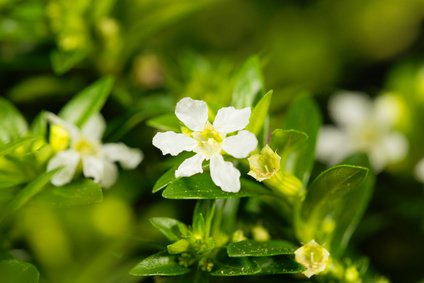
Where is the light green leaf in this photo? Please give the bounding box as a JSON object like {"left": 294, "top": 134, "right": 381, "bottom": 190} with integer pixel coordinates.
{"left": 296, "top": 165, "right": 369, "bottom": 244}
{"left": 162, "top": 174, "right": 271, "bottom": 199}
{"left": 59, "top": 76, "right": 114, "bottom": 127}
{"left": 37, "top": 179, "right": 103, "bottom": 207}
{"left": 0, "top": 97, "right": 28, "bottom": 143}
{"left": 283, "top": 95, "right": 321, "bottom": 183}
{"left": 330, "top": 154, "right": 375, "bottom": 257}
{"left": 270, "top": 129, "right": 309, "bottom": 160}
{"left": 252, "top": 256, "right": 305, "bottom": 274}
{"left": 246, "top": 90, "right": 272, "bottom": 135}
{"left": 130, "top": 251, "right": 190, "bottom": 276}
{"left": 150, "top": 217, "right": 188, "bottom": 242}
{"left": 232, "top": 56, "right": 264, "bottom": 108}
{"left": 147, "top": 114, "right": 181, "bottom": 132}
{"left": 0, "top": 137, "right": 36, "bottom": 157}
{"left": 51, "top": 49, "right": 88, "bottom": 75}
{"left": 0, "top": 259, "right": 39, "bottom": 283}
{"left": 227, "top": 240, "right": 295, "bottom": 257}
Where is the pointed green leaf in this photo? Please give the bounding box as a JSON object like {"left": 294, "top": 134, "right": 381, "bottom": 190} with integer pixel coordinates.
{"left": 227, "top": 240, "right": 296, "bottom": 257}
{"left": 0, "top": 97, "right": 28, "bottom": 143}
{"left": 297, "top": 165, "right": 369, "bottom": 244}
{"left": 162, "top": 174, "right": 271, "bottom": 199}
{"left": 283, "top": 95, "right": 321, "bottom": 183}
{"left": 150, "top": 217, "right": 188, "bottom": 241}
{"left": 37, "top": 179, "right": 103, "bottom": 207}
{"left": 51, "top": 49, "right": 88, "bottom": 75}
{"left": 147, "top": 114, "right": 181, "bottom": 132}
{"left": 0, "top": 259, "right": 39, "bottom": 283}
{"left": 130, "top": 251, "right": 190, "bottom": 276}
{"left": 232, "top": 56, "right": 264, "bottom": 108}
{"left": 246, "top": 90, "right": 273, "bottom": 135}
{"left": 153, "top": 165, "right": 179, "bottom": 193}
{"left": 253, "top": 256, "right": 305, "bottom": 274}
{"left": 0, "top": 137, "right": 36, "bottom": 157}
{"left": 59, "top": 76, "right": 114, "bottom": 127}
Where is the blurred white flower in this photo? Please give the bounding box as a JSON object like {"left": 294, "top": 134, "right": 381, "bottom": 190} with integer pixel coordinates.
{"left": 295, "top": 239, "right": 330, "bottom": 278}
{"left": 47, "top": 113, "right": 143, "bottom": 188}
{"left": 317, "top": 92, "right": 408, "bottom": 172}
{"left": 414, "top": 158, "right": 424, "bottom": 183}
{"left": 152, "top": 97, "right": 258, "bottom": 193}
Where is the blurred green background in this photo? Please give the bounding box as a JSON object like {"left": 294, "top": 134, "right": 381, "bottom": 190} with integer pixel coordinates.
{"left": 1, "top": 0, "right": 424, "bottom": 282}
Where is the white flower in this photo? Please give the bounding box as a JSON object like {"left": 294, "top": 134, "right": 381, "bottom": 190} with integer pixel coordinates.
{"left": 414, "top": 158, "right": 424, "bottom": 183}
{"left": 152, "top": 97, "right": 258, "bottom": 192}
{"left": 294, "top": 239, "right": 330, "bottom": 278}
{"left": 47, "top": 113, "right": 143, "bottom": 188}
{"left": 317, "top": 92, "right": 408, "bottom": 172}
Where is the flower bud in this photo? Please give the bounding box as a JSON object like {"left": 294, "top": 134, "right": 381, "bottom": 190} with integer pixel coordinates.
{"left": 248, "top": 145, "right": 281, "bottom": 182}
{"left": 294, "top": 240, "right": 330, "bottom": 278}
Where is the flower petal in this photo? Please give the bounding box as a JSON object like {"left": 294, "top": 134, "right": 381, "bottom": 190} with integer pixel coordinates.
{"left": 210, "top": 154, "right": 241, "bottom": 192}
{"left": 414, "top": 158, "right": 424, "bottom": 183}
{"left": 101, "top": 161, "right": 118, "bottom": 188}
{"left": 175, "top": 97, "right": 208, "bottom": 131}
{"left": 46, "top": 112, "right": 79, "bottom": 141}
{"left": 213, "top": 107, "right": 251, "bottom": 134}
{"left": 175, "top": 153, "right": 205, "bottom": 178}
{"left": 317, "top": 126, "right": 351, "bottom": 164}
{"left": 81, "top": 113, "right": 106, "bottom": 141}
{"left": 152, "top": 131, "right": 197, "bottom": 156}
{"left": 329, "top": 91, "right": 372, "bottom": 128}
{"left": 102, "top": 143, "right": 143, "bottom": 169}
{"left": 82, "top": 156, "right": 104, "bottom": 184}
{"left": 369, "top": 132, "right": 408, "bottom": 172}
{"left": 222, "top": 130, "right": 258, "bottom": 158}
{"left": 47, "top": 150, "right": 80, "bottom": 186}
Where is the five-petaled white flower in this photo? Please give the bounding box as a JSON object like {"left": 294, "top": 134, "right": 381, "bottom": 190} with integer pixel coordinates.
{"left": 152, "top": 97, "right": 258, "bottom": 192}
{"left": 47, "top": 113, "right": 143, "bottom": 188}
{"left": 317, "top": 91, "right": 408, "bottom": 172}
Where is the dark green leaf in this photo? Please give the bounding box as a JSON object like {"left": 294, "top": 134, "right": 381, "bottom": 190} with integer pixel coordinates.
{"left": 232, "top": 56, "right": 264, "bottom": 108}
{"left": 153, "top": 165, "right": 179, "bottom": 193}
{"left": 246, "top": 90, "right": 273, "bottom": 135}
{"left": 211, "top": 250, "right": 260, "bottom": 276}
{"left": 162, "top": 174, "right": 271, "bottom": 199}
{"left": 283, "top": 95, "right": 321, "bottom": 183}
{"left": 130, "top": 251, "right": 190, "bottom": 276}
{"left": 297, "top": 165, "right": 369, "bottom": 244}
{"left": 51, "top": 49, "right": 88, "bottom": 75}
{"left": 0, "top": 259, "right": 39, "bottom": 283}
{"left": 253, "top": 256, "right": 305, "bottom": 274}
{"left": 59, "top": 76, "right": 114, "bottom": 127}
{"left": 227, "top": 240, "right": 296, "bottom": 257}
{"left": 0, "top": 97, "right": 28, "bottom": 143}
{"left": 150, "top": 217, "right": 188, "bottom": 241}
{"left": 37, "top": 179, "right": 103, "bottom": 207}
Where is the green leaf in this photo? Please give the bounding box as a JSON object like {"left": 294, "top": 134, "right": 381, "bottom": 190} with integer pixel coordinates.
{"left": 0, "top": 137, "right": 36, "bottom": 157}
{"left": 297, "top": 165, "right": 369, "bottom": 244}
{"left": 30, "top": 112, "right": 47, "bottom": 138}
{"left": 150, "top": 217, "right": 188, "bottom": 241}
{"left": 211, "top": 250, "right": 260, "bottom": 276}
{"left": 227, "top": 240, "right": 296, "bottom": 257}
{"left": 130, "top": 251, "right": 190, "bottom": 276}
{"left": 282, "top": 95, "right": 321, "bottom": 183}
{"left": 252, "top": 256, "right": 305, "bottom": 274}
{"left": 246, "top": 90, "right": 272, "bottom": 135}
{"left": 0, "top": 168, "right": 60, "bottom": 224}
{"left": 7, "top": 76, "right": 69, "bottom": 102}
{"left": 51, "top": 49, "right": 88, "bottom": 75}
{"left": 0, "top": 97, "right": 28, "bottom": 143}
{"left": 330, "top": 154, "right": 375, "bottom": 257}
{"left": 162, "top": 174, "right": 271, "bottom": 199}
{"left": 59, "top": 76, "right": 114, "bottom": 127}
{"left": 270, "top": 129, "right": 309, "bottom": 160}
{"left": 232, "top": 56, "right": 264, "bottom": 108}
{"left": 147, "top": 113, "right": 181, "bottom": 132}
{"left": 0, "top": 259, "right": 39, "bottom": 283}
{"left": 37, "top": 179, "right": 103, "bottom": 207}
{"left": 153, "top": 165, "right": 179, "bottom": 193}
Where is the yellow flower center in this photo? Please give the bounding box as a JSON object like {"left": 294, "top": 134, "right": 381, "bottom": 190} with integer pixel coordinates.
{"left": 192, "top": 123, "right": 223, "bottom": 158}
{"left": 73, "top": 138, "right": 98, "bottom": 156}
